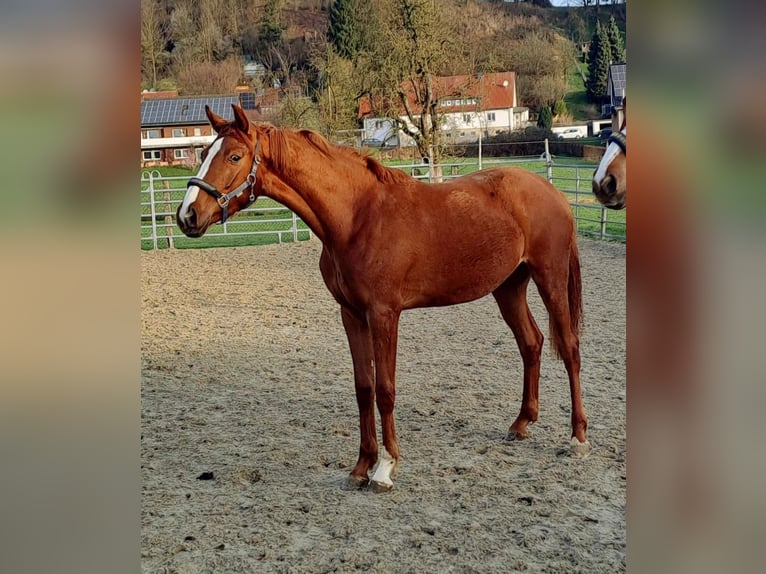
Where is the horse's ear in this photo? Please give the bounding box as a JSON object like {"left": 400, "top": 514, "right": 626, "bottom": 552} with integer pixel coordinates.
{"left": 231, "top": 104, "right": 251, "bottom": 135}
{"left": 205, "top": 105, "right": 228, "bottom": 133}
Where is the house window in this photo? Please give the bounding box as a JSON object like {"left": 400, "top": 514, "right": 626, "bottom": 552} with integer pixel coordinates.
{"left": 174, "top": 149, "right": 190, "bottom": 160}
{"left": 143, "top": 150, "right": 161, "bottom": 161}
{"left": 193, "top": 128, "right": 202, "bottom": 136}
{"left": 172, "top": 128, "right": 185, "bottom": 137}
{"left": 463, "top": 114, "right": 471, "bottom": 123}
{"left": 375, "top": 120, "right": 384, "bottom": 129}
{"left": 144, "top": 129, "right": 161, "bottom": 139}
{"left": 486, "top": 112, "right": 496, "bottom": 122}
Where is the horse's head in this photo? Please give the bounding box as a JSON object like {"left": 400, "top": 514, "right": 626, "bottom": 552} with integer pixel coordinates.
{"left": 592, "top": 100, "right": 626, "bottom": 210}
{"left": 177, "top": 105, "right": 264, "bottom": 237}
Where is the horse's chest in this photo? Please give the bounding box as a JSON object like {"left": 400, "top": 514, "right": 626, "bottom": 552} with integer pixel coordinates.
{"left": 319, "top": 250, "right": 366, "bottom": 310}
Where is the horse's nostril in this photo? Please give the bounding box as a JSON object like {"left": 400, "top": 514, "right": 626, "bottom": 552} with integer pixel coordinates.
{"left": 187, "top": 205, "right": 198, "bottom": 227}
{"left": 603, "top": 174, "right": 616, "bottom": 197}
{"left": 592, "top": 177, "right": 605, "bottom": 196}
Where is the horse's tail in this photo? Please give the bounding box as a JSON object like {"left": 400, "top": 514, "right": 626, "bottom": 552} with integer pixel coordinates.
{"left": 550, "top": 233, "right": 583, "bottom": 360}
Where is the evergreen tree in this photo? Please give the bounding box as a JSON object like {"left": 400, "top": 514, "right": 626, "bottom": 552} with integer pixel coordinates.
{"left": 537, "top": 105, "right": 553, "bottom": 130}
{"left": 586, "top": 20, "right": 610, "bottom": 104}
{"left": 328, "top": 0, "right": 361, "bottom": 60}
{"left": 259, "top": 0, "right": 285, "bottom": 50}
{"left": 606, "top": 15, "right": 625, "bottom": 63}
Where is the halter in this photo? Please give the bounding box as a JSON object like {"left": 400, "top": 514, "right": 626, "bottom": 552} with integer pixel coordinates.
{"left": 607, "top": 130, "right": 626, "bottom": 155}
{"left": 187, "top": 137, "right": 262, "bottom": 224}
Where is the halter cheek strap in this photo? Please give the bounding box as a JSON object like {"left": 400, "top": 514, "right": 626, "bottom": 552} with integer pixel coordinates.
{"left": 187, "top": 137, "right": 262, "bottom": 224}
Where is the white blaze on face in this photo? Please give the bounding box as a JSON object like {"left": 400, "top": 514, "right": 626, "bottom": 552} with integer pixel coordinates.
{"left": 178, "top": 138, "right": 224, "bottom": 223}
{"left": 593, "top": 128, "right": 626, "bottom": 187}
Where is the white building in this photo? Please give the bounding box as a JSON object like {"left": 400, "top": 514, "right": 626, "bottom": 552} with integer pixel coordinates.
{"left": 358, "top": 71, "right": 529, "bottom": 147}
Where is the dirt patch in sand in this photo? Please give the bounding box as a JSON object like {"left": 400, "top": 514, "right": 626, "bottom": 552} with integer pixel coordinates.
{"left": 141, "top": 237, "right": 626, "bottom": 573}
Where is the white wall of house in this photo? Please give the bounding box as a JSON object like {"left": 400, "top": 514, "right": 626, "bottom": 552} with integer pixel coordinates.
{"left": 362, "top": 118, "right": 399, "bottom": 145}
{"left": 362, "top": 106, "right": 530, "bottom": 148}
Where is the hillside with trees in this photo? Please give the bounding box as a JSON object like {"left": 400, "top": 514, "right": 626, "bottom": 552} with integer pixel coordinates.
{"left": 140, "top": 0, "right": 625, "bottom": 134}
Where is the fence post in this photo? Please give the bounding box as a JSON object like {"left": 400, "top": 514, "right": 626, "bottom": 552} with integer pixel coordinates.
{"left": 163, "top": 179, "right": 174, "bottom": 249}
{"left": 544, "top": 138, "right": 553, "bottom": 184}
{"left": 478, "top": 128, "right": 483, "bottom": 171}
{"left": 600, "top": 207, "right": 607, "bottom": 240}
{"left": 292, "top": 211, "right": 298, "bottom": 242}
{"left": 148, "top": 173, "right": 159, "bottom": 251}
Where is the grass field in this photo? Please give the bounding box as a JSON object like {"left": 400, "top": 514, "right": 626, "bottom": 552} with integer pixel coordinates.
{"left": 564, "top": 60, "right": 601, "bottom": 122}
{"left": 141, "top": 155, "right": 625, "bottom": 250}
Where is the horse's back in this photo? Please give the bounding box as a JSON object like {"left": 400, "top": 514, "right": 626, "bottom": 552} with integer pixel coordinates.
{"left": 430, "top": 167, "right": 574, "bottom": 234}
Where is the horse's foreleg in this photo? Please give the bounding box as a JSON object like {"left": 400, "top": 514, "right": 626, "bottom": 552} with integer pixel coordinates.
{"left": 493, "top": 266, "right": 543, "bottom": 440}
{"left": 367, "top": 308, "right": 401, "bottom": 492}
{"left": 340, "top": 307, "right": 377, "bottom": 489}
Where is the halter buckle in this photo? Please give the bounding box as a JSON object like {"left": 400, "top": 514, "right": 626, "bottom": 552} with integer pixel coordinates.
{"left": 217, "top": 195, "right": 230, "bottom": 208}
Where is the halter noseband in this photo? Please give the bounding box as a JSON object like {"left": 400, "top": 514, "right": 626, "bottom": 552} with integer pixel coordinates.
{"left": 607, "top": 131, "right": 626, "bottom": 155}
{"left": 187, "top": 137, "right": 262, "bottom": 224}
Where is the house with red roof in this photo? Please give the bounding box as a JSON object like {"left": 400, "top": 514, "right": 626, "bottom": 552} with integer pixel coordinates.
{"left": 357, "top": 71, "right": 529, "bottom": 147}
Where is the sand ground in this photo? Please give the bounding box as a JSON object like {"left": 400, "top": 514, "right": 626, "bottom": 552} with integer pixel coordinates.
{"left": 141, "top": 237, "right": 626, "bottom": 573}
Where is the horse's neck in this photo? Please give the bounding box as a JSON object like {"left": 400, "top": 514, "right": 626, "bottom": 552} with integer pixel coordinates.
{"left": 260, "top": 165, "right": 363, "bottom": 247}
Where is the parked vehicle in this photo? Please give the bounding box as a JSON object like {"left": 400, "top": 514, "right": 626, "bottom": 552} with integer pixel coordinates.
{"left": 597, "top": 128, "right": 613, "bottom": 141}
{"left": 557, "top": 128, "right": 583, "bottom": 140}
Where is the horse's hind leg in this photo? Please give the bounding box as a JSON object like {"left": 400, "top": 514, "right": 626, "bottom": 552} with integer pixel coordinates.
{"left": 529, "top": 258, "right": 589, "bottom": 453}
{"left": 492, "top": 263, "right": 544, "bottom": 440}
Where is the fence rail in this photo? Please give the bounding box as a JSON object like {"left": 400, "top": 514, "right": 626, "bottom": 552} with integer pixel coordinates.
{"left": 141, "top": 154, "right": 624, "bottom": 250}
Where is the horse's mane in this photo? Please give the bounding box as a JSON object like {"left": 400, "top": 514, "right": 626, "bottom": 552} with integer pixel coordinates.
{"left": 267, "top": 126, "right": 413, "bottom": 186}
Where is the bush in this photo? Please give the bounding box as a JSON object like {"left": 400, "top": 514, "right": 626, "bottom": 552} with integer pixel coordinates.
{"left": 553, "top": 99, "right": 568, "bottom": 117}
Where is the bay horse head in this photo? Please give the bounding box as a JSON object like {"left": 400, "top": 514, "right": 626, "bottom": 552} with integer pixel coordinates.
{"left": 177, "top": 105, "right": 263, "bottom": 237}
{"left": 591, "top": 99, "right": 626, "bottom": 210}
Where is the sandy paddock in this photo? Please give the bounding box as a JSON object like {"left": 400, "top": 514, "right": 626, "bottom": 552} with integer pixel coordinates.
{"left": 141, "top": 237, "right": 626, "bottom": 573}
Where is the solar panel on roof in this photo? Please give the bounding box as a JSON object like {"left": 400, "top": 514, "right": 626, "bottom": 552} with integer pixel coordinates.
{"left": 608, "top": 64, "right": 626, "bottom": 101}
{"left": 140, "top": 96, "right": 238, "bottom": 126}
{"left": 240, "top": 92, "right": 256, "bottom": 110}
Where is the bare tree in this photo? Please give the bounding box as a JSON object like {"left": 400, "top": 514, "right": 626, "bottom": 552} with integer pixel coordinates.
{"left": 313, "top": 43, "right": 363, "bottom": 135}
{"left": 175, "top": 57, "right": 243, "bottom": 95}
{"left": 506, "top": 30, "right": 571, "bottom": 110}
{"left": 140, "top": 0, "right": 169, "bottom": 88}
{"left": 365, "top": 0, "right": 464, "bottom": 172}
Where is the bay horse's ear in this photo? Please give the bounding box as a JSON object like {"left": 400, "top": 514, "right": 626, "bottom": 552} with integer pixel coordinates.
{"left": 205, "top": 105, "right": 228, "bottom": 133}
{"left": 231, "top": 104, "right": 251, "bottom": 135}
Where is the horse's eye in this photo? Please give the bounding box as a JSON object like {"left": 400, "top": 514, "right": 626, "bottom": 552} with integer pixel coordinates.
{"left": 230, "top": 154, "right": 241, "bottom": 162}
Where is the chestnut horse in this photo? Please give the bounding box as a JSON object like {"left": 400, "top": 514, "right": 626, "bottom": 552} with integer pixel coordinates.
{"left": 177, "top": 104, "right": 589, "bottom": 492}
{"left": 592, "top": 99, "right": 626, "bottom": 209}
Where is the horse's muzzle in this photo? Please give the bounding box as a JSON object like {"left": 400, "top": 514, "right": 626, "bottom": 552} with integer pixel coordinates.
{"left": 592, "top": 175, "right": 626, "bottom": 210}
{"left": 176, "top": 204, "right": 210, "bottom": 237}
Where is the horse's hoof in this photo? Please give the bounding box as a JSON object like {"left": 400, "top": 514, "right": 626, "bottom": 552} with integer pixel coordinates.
{"left": 341, "top": 474, "right": 369, "bottom": 491}
{"left": 370, "top": 479, "right": 393, "bottom": 494}
{"left": 570, "top": 436, "right": 591, "bottom": 458}
{"left": 505, "top": 429, "right": 528, "bottom": 441}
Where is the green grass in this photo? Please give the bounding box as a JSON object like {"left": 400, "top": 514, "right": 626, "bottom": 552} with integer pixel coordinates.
{"left": 142, "top": 165, "right": 195, "bottom": 178}
{"left": 564, "top": 61, "right": 601, "bottom": 122}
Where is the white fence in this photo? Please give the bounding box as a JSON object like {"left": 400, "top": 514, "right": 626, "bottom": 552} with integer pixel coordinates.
{"left": 141, "top": 170, "right": 312, "bottom": 250}
{"left": 141, "top": 156, "right": 624, "bottom": 250}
